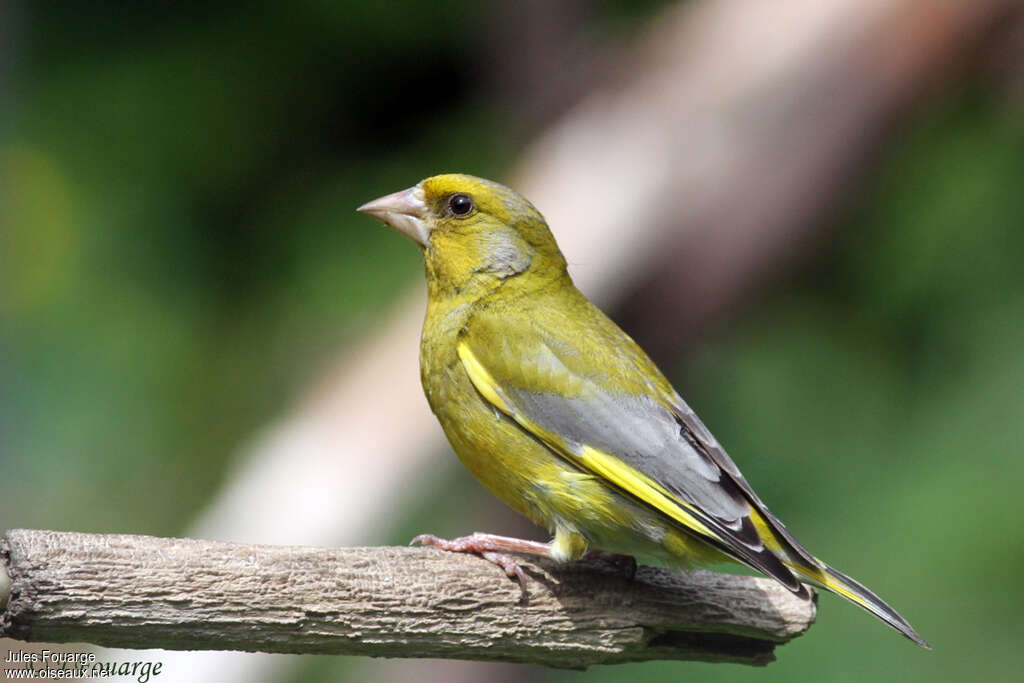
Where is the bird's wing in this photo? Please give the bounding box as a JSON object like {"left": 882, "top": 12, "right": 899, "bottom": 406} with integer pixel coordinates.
{"left": 458, "top": 305, "right": 814, "bottom": 596}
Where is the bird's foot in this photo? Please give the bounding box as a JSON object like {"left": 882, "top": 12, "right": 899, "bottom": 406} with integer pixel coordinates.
{"left": 582, "top": 549, "right": 638, "bottom": 579}
{"left": 411, "top": 532, "right": 553, "bottom": 597}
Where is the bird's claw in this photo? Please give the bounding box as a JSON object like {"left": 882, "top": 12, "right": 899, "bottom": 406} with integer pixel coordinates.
{"left": 410, "top": 532, "right": 531, "bottom": 600}
{"left": 481, "top": 551, "right": 530, "bottom": 601}
{"left": 409, "top": 533, "right": 444, "bottom": 548}
{"left": 410, "top": 532, "right": 481, "bottom": 553}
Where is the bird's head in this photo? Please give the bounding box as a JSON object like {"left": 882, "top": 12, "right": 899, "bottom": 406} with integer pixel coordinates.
{"left": 358, "top": 174, "right": 568, "bottom": 296}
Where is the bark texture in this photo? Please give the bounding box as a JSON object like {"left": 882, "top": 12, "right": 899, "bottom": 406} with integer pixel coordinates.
{"left": 0, "top": 529, "right": 814, "bottom": 668}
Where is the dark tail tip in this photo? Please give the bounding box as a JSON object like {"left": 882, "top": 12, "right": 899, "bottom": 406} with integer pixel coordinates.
{"left": 807, "top": 563, "right": 931, "bottom": 649}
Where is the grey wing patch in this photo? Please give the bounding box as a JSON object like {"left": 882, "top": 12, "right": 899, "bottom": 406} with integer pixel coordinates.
{"left": 501, "top": 383, "right": 751, "bottom": 524}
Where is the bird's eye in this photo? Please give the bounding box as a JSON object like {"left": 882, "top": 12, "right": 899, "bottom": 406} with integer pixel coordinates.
{"left": 448, "top": 193, "right": 474, "bottom": 217}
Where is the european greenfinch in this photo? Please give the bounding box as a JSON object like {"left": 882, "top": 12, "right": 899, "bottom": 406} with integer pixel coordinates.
{"left": 358, "top": 173, "right": 928, "bottom": 648}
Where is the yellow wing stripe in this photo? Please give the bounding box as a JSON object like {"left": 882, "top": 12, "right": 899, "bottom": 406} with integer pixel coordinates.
{"left": 800, "top": 565, "right": 861, "bottom": 604}
{"left": 749, "top": 508, "right": 784, "bottom": 553}
{"left": 457, "top": 342, "right": 514, "bottom": 414}
{"left": 577, "top": 445, "right": 714, "bottom": 538}
{"left": 458, "top": 341, "right": 716, "bottom": 541}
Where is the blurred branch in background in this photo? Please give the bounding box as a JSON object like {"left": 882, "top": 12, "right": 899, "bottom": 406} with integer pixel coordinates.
{"left": 118, "top": 0, "right": 1024, "bottom": 681}
{"left": 0, "top": 529, "right": 814, "bottom": 668}
{"left": 611, "top": 0, "right": 1024, "bottom": 358}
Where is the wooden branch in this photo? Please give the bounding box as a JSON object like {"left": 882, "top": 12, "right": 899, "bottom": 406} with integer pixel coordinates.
{"left": 0, "top": 529, "right": 814, "bottom": 668}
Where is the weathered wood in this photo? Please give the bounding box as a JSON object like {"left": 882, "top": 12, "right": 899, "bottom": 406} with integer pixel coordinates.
{"left": 0, "top": 529, "right": 814, "bottom": 668}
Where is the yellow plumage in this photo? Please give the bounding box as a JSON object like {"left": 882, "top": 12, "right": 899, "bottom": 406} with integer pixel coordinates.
{"left": 358, "top": 173, "right": 929, "bottom": 648}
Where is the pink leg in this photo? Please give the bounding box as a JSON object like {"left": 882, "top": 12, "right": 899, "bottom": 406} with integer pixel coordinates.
{"left": 411, "top": 532, "right": 553, "bottom": 590}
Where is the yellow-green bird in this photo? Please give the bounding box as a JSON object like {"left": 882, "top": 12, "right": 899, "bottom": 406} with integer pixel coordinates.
{"left": 358, "top": 173, "right": 929, "bottom": 648}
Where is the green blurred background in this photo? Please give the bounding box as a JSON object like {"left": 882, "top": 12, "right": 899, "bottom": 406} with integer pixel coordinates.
{"left": 3, "top": 1, "right": 1023, "bottom": 682}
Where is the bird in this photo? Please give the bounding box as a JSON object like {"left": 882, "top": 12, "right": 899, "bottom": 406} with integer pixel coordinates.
{"left": 357, "top": 173, "right": 929, "bottom": 648}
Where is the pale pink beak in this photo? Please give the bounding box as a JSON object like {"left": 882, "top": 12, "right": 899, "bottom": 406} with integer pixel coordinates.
{"left": 357, "top": 184, "right": 430, "bottom": 246}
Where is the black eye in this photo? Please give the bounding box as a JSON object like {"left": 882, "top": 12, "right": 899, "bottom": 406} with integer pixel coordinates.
{"left": 448, "top": 193, "right": 474, "bottom": 217}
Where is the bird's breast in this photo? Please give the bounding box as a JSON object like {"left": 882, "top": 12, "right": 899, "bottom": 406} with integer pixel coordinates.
{"left": 418, "top": 297, "right": 573, "bottom": 528}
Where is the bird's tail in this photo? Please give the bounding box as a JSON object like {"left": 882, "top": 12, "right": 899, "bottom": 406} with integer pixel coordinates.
{"left": 790, "top": 559, "right": 931, "bottom": 649}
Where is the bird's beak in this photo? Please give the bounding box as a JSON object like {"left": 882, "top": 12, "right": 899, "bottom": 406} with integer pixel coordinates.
{"left": 357, "top": 184, "right": 430, "bottom": 247}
